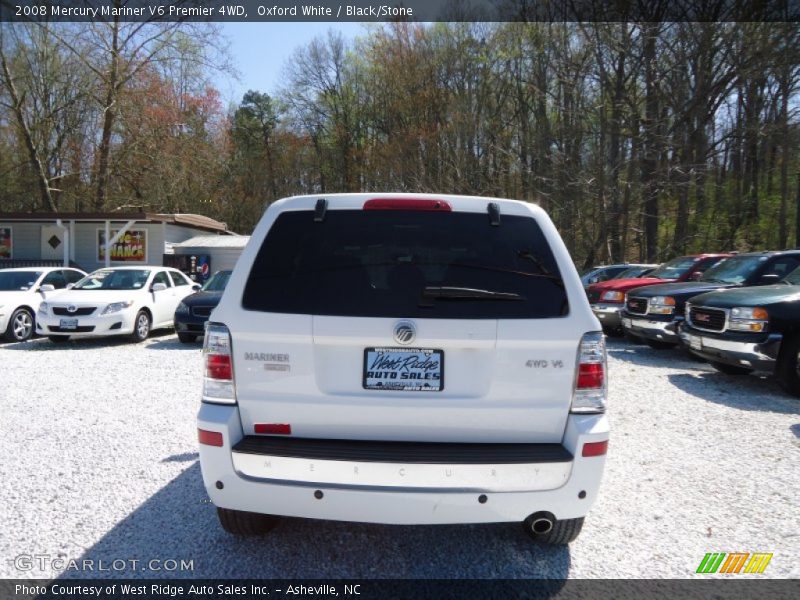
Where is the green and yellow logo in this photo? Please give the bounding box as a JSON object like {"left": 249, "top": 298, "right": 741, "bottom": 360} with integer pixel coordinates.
{"left": 696, "top": 552, "right": 773, "bottom": 574}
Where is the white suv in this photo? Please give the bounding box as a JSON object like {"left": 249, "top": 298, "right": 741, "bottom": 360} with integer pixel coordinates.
{"left": 197, "top": 194, "right": 609, "bottom": 544}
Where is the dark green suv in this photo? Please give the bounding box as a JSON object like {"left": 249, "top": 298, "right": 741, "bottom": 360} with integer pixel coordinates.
{"left": 680, "top": 266, "right": 800, "bottom": 396}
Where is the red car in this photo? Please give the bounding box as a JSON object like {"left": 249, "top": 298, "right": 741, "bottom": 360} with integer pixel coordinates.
{"left": 587, "top": 254, "right": 731, "bottom": 336}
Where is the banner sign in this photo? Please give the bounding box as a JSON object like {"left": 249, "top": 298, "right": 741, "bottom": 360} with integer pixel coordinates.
{"left": 3, "top": 1, "right": 799, "bottom": 23}
{"left": 98, "top": 229, "right": 147, "bottom": 262}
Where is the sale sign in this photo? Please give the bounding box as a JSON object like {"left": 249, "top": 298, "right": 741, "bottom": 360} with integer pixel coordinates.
{"left": 98, "top": 229, "right": 146, "bottom": 262}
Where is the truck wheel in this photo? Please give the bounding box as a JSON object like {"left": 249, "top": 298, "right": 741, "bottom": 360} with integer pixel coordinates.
{"left": 216, "top": 507, "right": 280, "bottom": 535}
{"left": 523, "top": 515, "right": 584, "bottom": 545}
{"left": 48, "top": 335, "right": 70, "bottom": 343}
{"left": 130, "top": 310, "right": 151, "bottom": 343}
{"left": 177, "top": 332, "right": 197, "bottom": 344}
{"left": 776, "top": 334, "right": 800, "bottom": 397}
{"left": 603, "top": 326, "right": 624, "bottom": 338}
{"left": 710, "top": 361, "right": 751, "bottom": 376}
{"left": 645, "top": 339, "right": 677, "bottom": 350}
{"left": 4, "top": 308, "right": 34, "bottom": 342}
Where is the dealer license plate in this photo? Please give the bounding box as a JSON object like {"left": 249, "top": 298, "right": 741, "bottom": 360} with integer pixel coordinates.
{"left": 622, "top": 317, "right": 632, "bottom": 329}
{"left": 59, "top": 318, "right": 78, "bottom": 330}
{"left": 688, "top": 335, "right": 703, "bottom": 351}
{"left": 363, "top": 347, "right": 443, "bottom": 391}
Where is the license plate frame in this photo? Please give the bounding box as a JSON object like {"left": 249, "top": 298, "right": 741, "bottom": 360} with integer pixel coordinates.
{"left": 363, "top": 347, "right": 444, "bottom": 392}
{"left": 59, "top": 318, "right": 78, "bottom": 330}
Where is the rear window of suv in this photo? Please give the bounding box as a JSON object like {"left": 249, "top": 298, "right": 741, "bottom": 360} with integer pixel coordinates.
{"left": 242, "top": 209, "right": 568, "bottom": 319}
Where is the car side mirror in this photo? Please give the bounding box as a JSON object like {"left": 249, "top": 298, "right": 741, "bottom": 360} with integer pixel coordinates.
{"left": 759, "top": 274, "right": 781, "bottom": 285}
{"left": 39, "top": 284, "right": 55, "bottom": 293}
{"left": 151, "top": 282, "right": 167, "bottom": 292}
{"left": 192, "top": 283, "right": 202, "bottom": 291}
{"left": 689, "top": 271, "right": 703, "bottom": 281}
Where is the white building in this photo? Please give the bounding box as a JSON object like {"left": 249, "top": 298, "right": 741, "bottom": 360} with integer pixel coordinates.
{"left": 169, "top": 235, "right": 251, "bottom": 274}
{"left": 0, "top": 211, "right": 236, "bottom": 274}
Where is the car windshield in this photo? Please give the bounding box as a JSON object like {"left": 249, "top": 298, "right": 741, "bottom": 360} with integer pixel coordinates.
{"left": 647, "top": 257, "right": 699, "bottom": 280}
{"left": 614, "top": 266, "right": 652, "bottom": 279}
{"left": 781, "top": 267, "right": 800, "bottom": 285}
{"left": 699, "top": 255, "right": 766, "bottom": 284}
{"left": 202, "top": 271, "right": 232, "bottom": 292}
{"left": 74, "top": 269, "right": 151, "bottom": 290}
{"left": 0, "top": 271, "right": 41, "bottom": 291}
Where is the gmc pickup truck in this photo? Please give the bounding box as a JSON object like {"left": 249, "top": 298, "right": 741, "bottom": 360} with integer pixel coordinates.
{"left": 680, "top": 266, "right": 800, "bottom": 396}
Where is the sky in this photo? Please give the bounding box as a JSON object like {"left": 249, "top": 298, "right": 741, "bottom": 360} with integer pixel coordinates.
{"left": 213, "top": 22, "right": 367, "bottom": 106}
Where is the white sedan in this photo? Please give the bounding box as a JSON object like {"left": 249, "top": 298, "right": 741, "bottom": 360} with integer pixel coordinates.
{"left": 0, "top": 267, "right": 86, "bottom": 342}
{"left": 36, "top": 266, "right": 200, "bottom": 343}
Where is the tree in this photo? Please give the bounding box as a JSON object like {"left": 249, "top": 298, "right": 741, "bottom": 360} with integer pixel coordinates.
{"left": 42, "top": 12, "right": 228, "bottom": 209}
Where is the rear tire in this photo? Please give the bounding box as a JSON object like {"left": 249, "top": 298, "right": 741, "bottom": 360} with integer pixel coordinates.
{"left": 523, "top": 516, "right": 584, "bottom": 545}
{"left": 216, "top": 507, "right": 280, "bottom": 535}
{"left": 48, "top": 335, "right": 70, "bottom": 343}
{"left": 645, "top": 338, "right": 678, "bottom": 350}
{"left": 130, "top": 310, "right": 151, "bottom": 343}
{"left": 4, "top": 308, "right": 34, "bottom": 342}
{"left": 710, "top": 361, "right": 751, "bottom": 375}
{"left": 177, "top": 332, "right": 197, "bottom": 344}
{"left": 776, "top": 334, "right": 800, "bottom": 397}
{"left": 603, "top": 326, "right": 624, "bottom": 338}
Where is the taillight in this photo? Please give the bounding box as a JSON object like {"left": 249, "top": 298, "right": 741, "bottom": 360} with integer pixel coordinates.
{"left": 202, "top": 323, "right": 236, "bottom": 404}
{"left": 206, "top": 354, "right": 232, "bottom": 380}
{"left": 582, "top": 440, "right": 608, "bottom": 457}
{"left": 577, "top": 363, "right": 604, "bottom": 389}
{"left": 571, "top": 332, "right": 606, "bottom": 414}
{"left": 198, "top": 428, "right": 223, "bottom": 447}
{"left": 363, "top": 198, "right": 452, "bottom": 211}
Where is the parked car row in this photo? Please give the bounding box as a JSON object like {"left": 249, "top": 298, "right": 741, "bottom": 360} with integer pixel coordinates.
{"left": 587, "top": 251, "right": 800, "bottom": 396}
{"left": 0, "top": 265, "right": 232, "bottom": 344}
{"left": 587, "top": 253, "right": 731, "bottom": 335}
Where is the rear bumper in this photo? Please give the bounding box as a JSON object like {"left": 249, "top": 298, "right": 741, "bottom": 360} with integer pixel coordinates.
{"left": 678, "top": 325, "right": 782, "bottom": 373}
{"left": 197, "top": 403, "right": 608, "bottom": 525}
{"left": 590, "top": 303, "right": 623, "bottom": 329}
{"left": 622, "top": 312, "right": 681, "bottom": 343}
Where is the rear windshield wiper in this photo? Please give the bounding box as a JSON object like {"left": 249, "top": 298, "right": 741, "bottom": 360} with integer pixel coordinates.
{"left": 420, "top": 286, "right": 524, "bottom": 306}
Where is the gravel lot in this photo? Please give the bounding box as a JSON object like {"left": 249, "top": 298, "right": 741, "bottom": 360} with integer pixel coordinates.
{"left": 0, "top": 333, "right": 798, "bottom": 579}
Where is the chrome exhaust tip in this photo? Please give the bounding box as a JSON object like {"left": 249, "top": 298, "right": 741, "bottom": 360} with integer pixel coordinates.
{"left": 531, "top": 517, "right": 554, "bottom": 535}
{"left": 526, "top": 511, "right": 556, "bottom": 535}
